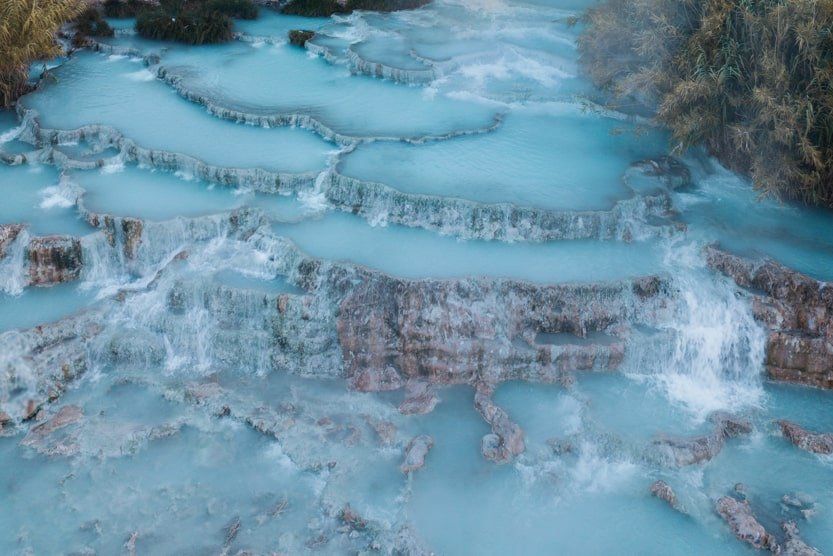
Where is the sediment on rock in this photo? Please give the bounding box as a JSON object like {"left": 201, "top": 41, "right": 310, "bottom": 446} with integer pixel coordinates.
{"left": 778, "top": 420, "right": 833, "bottom": 455}
{"left": 327, "top": 171, "right": 678, "bottom": 243}
{"left": 705, "top": 246, "right": 833, "bottom": 389}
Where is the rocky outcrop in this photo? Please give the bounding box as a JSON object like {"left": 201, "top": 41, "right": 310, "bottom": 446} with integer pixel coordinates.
{"left": 705, "top": 246, "right": 833, "bottom": 389}
{"left": 0, "top": 310, "right": 103, "bottom": 425}
{"left": 26, "top": 236, "right": 83, "bottom": 285}
{"left": 778, "top": 420, "right": 833, "bottom": 455}
{"left": 715, "top": 496, "right": 779, "bottom": 552}
{"left": 651, "top": 413, "right": 752, "bottom": 466}
{"left": 336, "top": 273, "right": 664, "bottom": 390}
{"left": 649, "top": 480, "right": 680, "bottom": 511}
{"left": 401, "top": 434, "right": 433, "bottom": 474}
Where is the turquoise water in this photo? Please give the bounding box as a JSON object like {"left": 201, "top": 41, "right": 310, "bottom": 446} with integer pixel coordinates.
{"left": 2, "top": 0, "right": 833, "bottom": 553}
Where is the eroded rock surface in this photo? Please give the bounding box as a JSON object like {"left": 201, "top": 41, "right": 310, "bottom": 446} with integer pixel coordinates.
{"left": 778, "top": 420, "right": 833, "bottom": 455}
{"left": 26, "top": 235, "right": 83, "bottom": 285}
{"left": 649, "top": 480, "right": 680, "bottom": 511}
{"left": 715, "top": 496, "right": 779, "bottom": 552}
{"left": 705, "top": 246, "right": 833, "bottom": 389}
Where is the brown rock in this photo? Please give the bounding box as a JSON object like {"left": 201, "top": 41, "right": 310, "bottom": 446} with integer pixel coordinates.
{"left": 778, "top": 420, "right": 833, "bottom": 455}
{"left": 26, "top": 235, "right": 83, "bottom": 286}
{"left": 649, "top": 480, "right": 680, "bottom": 511}
{"left": 705, "top": 246, "right": 833, "bottom": 389}
{"left": 339, "top": 503, "right": 367, "bottom": 531}
{"left": 715, "top": 496, "right": 778, "bottom": 552}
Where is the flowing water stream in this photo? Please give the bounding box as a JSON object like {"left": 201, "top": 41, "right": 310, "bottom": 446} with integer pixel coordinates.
{"left": 1, "top": 0, "right": 832, "bottom": 553}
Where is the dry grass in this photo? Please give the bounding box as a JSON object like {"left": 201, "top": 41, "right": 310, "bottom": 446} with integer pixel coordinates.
{"left": 1, "top": 0, "right": 84, "bottom": 108}
{"left": 579, "top": 0, "right": 833, "bottom": 207}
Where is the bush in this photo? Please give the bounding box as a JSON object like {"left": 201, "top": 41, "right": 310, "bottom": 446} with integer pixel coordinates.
{"left": 281, "top": 0, "right": 430, "bottom": 17}
{"left": 579, "top": 0, "right": 833, "bottom": 208}
{"left": 205, "top": 0, "right": 258, "bottom": 19}
{"left": 75, "top": 7, "right": 114, "bottom": 38}
{"left": 288, "top": 29, "right": 315, "bottom": 47}
{"left": 136, "top": 0, "right": 234, "bottom": 44}
{"left": 103, "top": 0, "right": 150, "bottom": 18}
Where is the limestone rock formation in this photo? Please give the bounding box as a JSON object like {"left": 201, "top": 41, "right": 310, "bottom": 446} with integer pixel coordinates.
{"left": 705, "top": 246, "right": 833, "bottom": 389}
{"left": 778, "top": 420, "right": 833, "bottom": 455}
{"left": 649, "top": 480, "right": 680, "bottom": 511}
{"left": 715, "top": 496, "right": 778, "bottom": 552}
{"left": 474, "top": 385, "right": 525, "bottom": 463}
{"left": 26, "top": 235, "right": 83, "bottom": 285}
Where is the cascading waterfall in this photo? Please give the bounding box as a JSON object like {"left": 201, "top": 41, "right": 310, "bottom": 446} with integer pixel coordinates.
{"left": 2, "top": 1, "right": 832, "bottom": 554}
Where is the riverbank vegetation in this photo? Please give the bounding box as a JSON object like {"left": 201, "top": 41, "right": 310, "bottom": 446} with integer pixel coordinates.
{"left": 579, "top": 0, "right": 833, "bottom": 208}
{"left": 135, "top": 0, "right": 259, "bottom": 44}
{"left": 281, "top": 0, "right": 430, "bottom": 17}
{"left": 0, "top": 0, "right": 84, "bottom": 108}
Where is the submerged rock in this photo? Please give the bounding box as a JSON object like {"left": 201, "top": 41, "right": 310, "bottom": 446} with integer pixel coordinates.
{"left": 705, "top": 246, "right": 833, "bottom": 389}
{"left": 782, "top": 521, "right": 821, "bottom": 556}
{"left": 26, "top": 235, "right": 83, "bottom": 285}
{"left": 652, "top": 413, "right": 751, "bottom": 466}
{"left": 778, "top": 420, "right": 833, "bottom": 455}
{"left": 401, "top": 434, "right": 433, "bottom": 474}
{"left": 398, "top": 380, "right": 439, "bottom": 415}
{"left": 715, "top": 496, "right": 778, "bottom": 552}
{"left": 474, "top": 386, "right": 525, "bottom": 463}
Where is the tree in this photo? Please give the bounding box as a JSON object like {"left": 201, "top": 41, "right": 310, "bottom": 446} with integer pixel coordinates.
{"left": 1, "top": 0, "right": 84, "bottom": 108}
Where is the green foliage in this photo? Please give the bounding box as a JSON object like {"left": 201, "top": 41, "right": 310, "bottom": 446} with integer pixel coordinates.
{"left": 75, "top": 7, "right": 115, "bottom": 39}
{"left": 288, "top": 29, "right": 315, "bottom": 47}
{"left": 136, "top": 0, "right": 234, "bottom": 44}
{"left": 1, "top": 0, "right": 84, "bottom": 108}
{"left": 103, "top": 0, "right": 150, "bottom": 18}
{"left": 579, "top": 0, "right": 833, "bottom": 207}
{"left": 204, "top": 0, "right": 258, "bottom": 19}
{"left": 281, "top": 0, "right": 430, "bottom": 17}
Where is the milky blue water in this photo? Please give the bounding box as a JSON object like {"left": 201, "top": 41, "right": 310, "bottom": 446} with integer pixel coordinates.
{"left": 2, "top": 0, "right": 833, "bottom": 554}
